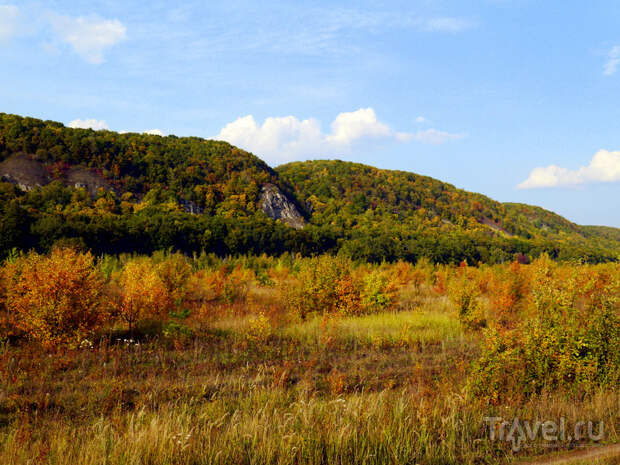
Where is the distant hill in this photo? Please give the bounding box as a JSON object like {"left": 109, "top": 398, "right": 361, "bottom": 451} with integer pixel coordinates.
{"left": 276, "top": 160, "right": 620, "bottom": 262}
{"left": 0, "top": 112, "right": 300, "bottom": 216}
{"left": 0, "top": 112, "right": 618, "bottom": 263}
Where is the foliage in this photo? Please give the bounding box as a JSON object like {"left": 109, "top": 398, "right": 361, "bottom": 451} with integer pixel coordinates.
{"left": 468, "top": 257, "right": 620, "bottom": 402}
{"left": 278, "top": 160, "right": 620, "bottom": 263}
{"left": 111, "top": 258, "right": 171, "bottom": 331}
{"left": 447, "top": 263, "right": 486, "bottom": 330}
{"left": 0, "top": 114, "right": 619, "bottom": 263}
{"left": 2, "top": 248, "right": 107, "bottom": 347}
{"left": 153, "top": 252, "right": 193, "bottom": 304}
{"left": 360, "top": 268, "right": 397, "bottom": 313}
{"left": 287, "top": 255, "right": 360, "bottom": 319}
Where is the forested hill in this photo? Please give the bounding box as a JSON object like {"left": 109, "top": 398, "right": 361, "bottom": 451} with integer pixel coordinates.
{"left": 276, "top": 160, "right": 620, "bottom": 262}
{"left": 0, "top": 112, "right": 282, "bottom": 213}
{"left": 0, "top": 112, "right": 619, "bottom": 263}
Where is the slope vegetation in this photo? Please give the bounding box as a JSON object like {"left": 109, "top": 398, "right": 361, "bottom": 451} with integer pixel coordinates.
{"left": 0, "top": 113, "right": 618, "bottom": 263}
{"left": 277, "top": 160, "right": 620, "bottom": 262}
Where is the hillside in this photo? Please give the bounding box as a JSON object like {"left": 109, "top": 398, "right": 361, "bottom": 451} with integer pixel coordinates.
{"left": 276, "top": 160, "right": 620, "bottom": 262}
{"left": 0, "top": 112, "right": 619, "bottom": 263}
{"left": 0, "top": 113, "right": 304, "bottom": 217}
{"left": 0, "top": 113, "right": 308, "bottom": 256}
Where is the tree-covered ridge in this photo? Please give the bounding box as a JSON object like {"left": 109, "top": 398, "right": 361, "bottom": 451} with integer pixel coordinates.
{"left": 0, "top": 112, "right": 619, "bottom": 263}
{"left": 0, "top": 113, "right": 279, "bottom": 215}
{"left": 277, "top": 159, "right": 517, "bottom": 232}
{"left": 277, "top": 160, "right": 620, "bottom": 261}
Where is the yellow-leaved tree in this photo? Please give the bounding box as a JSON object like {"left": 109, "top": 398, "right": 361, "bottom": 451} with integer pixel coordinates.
{"left": 111, "top": 259, "right": 171, "bottom": 332}
{"left": 4, "top": 248, "right": 107, "bottom": 348}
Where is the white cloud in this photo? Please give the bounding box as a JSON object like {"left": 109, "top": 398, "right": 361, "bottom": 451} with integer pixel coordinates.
{"left": 518, "top": 150, "right": 620, "bottom": 189}
{"left": 216, "top": 108, "right": 462, "bottom": 164}
{"left": 67, "top": 118, "right": 109, "bottom": 130}
{"left": 326, "top": 108, "right": 392, "bottom": 144}
{"left": 48, "top": 14, "right": 126, "bottom": 64}
{"left": 422, "top": 17, "right": 476, "bottom": 33}
{"left": 144, "top": 129, "right": 164, "bottom": 136}
{"left": 217, "top": 115, "right": 325, "bottom": 164}
{"left": 0, "top": 4, "right": 19, "bottom": 41}
{"left": 603, "top": 46, "right": 620, "bottom": 76}
{"left": 415, "top": 116, "right": 428, "bottom": 124}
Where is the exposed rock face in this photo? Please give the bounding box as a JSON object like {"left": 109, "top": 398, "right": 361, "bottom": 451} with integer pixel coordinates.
{"left": 259, "top": 184, "right": 305, "bottom": 229}
{"left": 0, "top": 154, "right": 115, "bottom": 195}
{"left": 0, "top": 154, "right": 49, "bottom": 191}
{"left": 179, "top": 199, "right": 204, "bottom": 214}
{"left": 66, "top": 166, "right": 116, "bottom": 196}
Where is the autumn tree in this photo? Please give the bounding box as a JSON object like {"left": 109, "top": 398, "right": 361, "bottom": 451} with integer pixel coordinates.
{"left": 4, "top": 248, "right": 107, "bottom": 347}
{"left": 111, "top": 258, "right": 171, "bottom": 332}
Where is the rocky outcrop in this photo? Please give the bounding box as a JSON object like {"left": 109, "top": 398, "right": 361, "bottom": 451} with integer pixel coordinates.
{"left": 179, "top": 199, "right": 203, "bottom": 214}
{"left": 66, "top": 166, "right": 116, "bottom": 196}
{"left": 0, "top": 154, "right": 49, "bottom": 191}
{"left": 1, "top": 155, "right": 303, "bottom": 227}
{"left": 259, "top": 184, "right": 305, "bottom": 229}
{"left": 0, "top": 154, "right": 115, "bottom": 195}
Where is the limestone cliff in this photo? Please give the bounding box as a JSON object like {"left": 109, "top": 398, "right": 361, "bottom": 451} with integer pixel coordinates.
{"left": 259, "top": 184, "right": 305, "bottom": 229}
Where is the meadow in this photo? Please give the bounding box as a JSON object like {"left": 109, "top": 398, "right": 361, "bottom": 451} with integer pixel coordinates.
{"left": 0, "top": 249, "right": 618, "bottom": 464}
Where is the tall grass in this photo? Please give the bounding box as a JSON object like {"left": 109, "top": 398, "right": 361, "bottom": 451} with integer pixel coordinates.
{"left": 0, "top": 254, "right": 618, "bottom": 464}
{"left": 284, "top": 309, "right": 464, "bottom": 348}
{"left": 1, "top": 387, "right": 617, "bottom": 465}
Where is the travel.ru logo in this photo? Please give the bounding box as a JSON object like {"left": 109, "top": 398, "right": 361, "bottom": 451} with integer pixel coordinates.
{"left": 484, "top": 417, "right": 605, "bottom": 452}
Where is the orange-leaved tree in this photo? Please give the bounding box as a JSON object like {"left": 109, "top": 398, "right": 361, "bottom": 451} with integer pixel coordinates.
{"left": 4, "top": 248, "right": 108, "bottom": 348}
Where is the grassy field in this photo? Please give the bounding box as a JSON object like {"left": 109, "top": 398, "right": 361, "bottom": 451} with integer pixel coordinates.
{"left": 0, "top": 252, "right": 618, "bottom": 464}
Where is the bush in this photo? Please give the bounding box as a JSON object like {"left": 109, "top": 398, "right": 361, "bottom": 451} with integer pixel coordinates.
{"left": 288, "top": 255, "right": 359, "bottom": 319}
{"left": 3, "top": 248, "right": 108, "bottom": 348}
{"left": 154, "top": 252, "right": 193, "bottom": 305}
{"left": 360, "top": 269, "right": 396, "bottom": 313}
{"left": 448, "top": 264, "right": 486, "bottom": 330}
{"left": 111, "top": 258, "right": 171, "bottom": 332}
{"left": 0, "top": 262, "right": 13, "bottom": 342}
{"left": 468, "top": 258, "right": 620, "bottom": 403}
{"left": 487, "top": 260, "right": 530, "bottom": 328}
{"left": 186, "top": 265, "right": 252, "bottom": 307}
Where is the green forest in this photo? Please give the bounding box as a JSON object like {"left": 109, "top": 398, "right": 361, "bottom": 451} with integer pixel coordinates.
{"left": 1, "top": 112, "right": 619, "bottom": 263}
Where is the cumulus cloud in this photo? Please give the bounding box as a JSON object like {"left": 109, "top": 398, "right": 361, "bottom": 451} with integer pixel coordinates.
{"left": 217, "top": 115, "right": 325, "bottom": 163}
{"left": 144, "top": 129, "right": 164, "bottom": 136}
{"left": 0, "top": 4, "right": 19, "bottom": 41}
{"left": 518, "top": 150, "right": 620, "bottom": 189}
{"left": 48, "top": 14, "right": 126, "bottom": 64}
{"left": 216, "top": 108, "right": 462, "bottom": 164}
{"left": 67, "top": 118, "right": 109, "bottom": 130}
{"left": 603, "top": 46, "right": 620, "bottom": 76}
{"left": 326, "top": 108, "right": 393, "bottom": 144}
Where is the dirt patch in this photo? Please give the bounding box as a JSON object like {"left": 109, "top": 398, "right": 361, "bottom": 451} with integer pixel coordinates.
{"left": 0, "top": 153, "right": 49, "bottom": 190}
{"left": 480, "top": 217, "right": 514, "bottom": 236}
{"left": 519, "top": 443, "right": 620, "bottom": 465}
{"left": 0, "top": 154, "right": 116, "bottom": 196}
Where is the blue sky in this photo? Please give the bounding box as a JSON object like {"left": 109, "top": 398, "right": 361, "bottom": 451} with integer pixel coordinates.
{"left": 1, "top": 1, "right": 620, "bottom": 226}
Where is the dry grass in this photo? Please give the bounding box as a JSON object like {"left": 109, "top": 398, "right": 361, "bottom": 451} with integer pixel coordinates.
{"left": 0, "top": 256, "right": 618, "bottom": 464}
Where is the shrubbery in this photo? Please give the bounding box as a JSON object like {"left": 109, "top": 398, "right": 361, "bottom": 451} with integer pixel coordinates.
{"left": 0, "top": 246, "right": 617, "bottom": 411}
{"left": 468, "top": 256, "right": 620, "bottom": 402}
{"left": 286, "top": 256, "right": 397, "bottom": 319}
{"left": 110, "top": 258, "right": 172, "bottom": 333}
{"left": 1, "top": 248, "right": 107, "bottom": 348}
{"left": 448, "top": 263, "right": 486, "bottom": 330}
